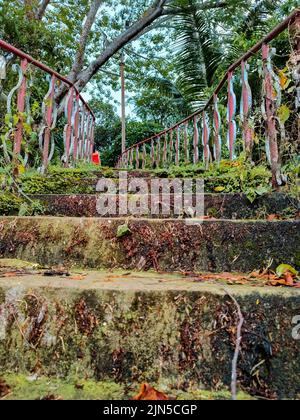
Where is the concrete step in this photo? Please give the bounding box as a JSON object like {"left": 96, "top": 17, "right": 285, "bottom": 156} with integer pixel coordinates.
{"left": 0, "top": 264, "right": 299, "bottom": 399}
{"left": 29, "top": 193, "right": 299, "bottom": 219}
{"left": 0, "top": 216, "right": 298, "bottom": 272}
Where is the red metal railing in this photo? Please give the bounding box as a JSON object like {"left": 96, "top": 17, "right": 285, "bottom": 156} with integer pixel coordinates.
{"left": 117, "top": 9, "right": 300, "bottom": 188}
{"left": 0, "top": 39, "right": 96, "bottom": 173}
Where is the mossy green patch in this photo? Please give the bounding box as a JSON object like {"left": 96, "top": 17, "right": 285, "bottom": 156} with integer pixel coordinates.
{"left": 1, "top": 374, "right": 125, "bottom": 400}
{"left": 0, "top": 193, "right": 22, "bottom": 215}
{"left": 1, "top": 373, "right": 257, "bottom": 400}
{"left": 116, "top": 223, "right": 131, "bottom": 238}
{"left": 0, "top": 193, "right": 44, "bottom": 216}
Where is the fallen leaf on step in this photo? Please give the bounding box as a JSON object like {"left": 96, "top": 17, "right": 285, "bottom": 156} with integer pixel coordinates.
{"left": 284, "top": 271, "right": 295, "bottom": 287}
{"left": 43, "top": 269, "right": 70, "bottom": 277}
{"left": 2, "top": 272, "right": 18, "bottom": 277}
{"left": 39, "top": 394, "right": 63, "bottom": 400}
{"left": 132, "top": 383, "right": 170, "bottom": 400}
{"left": 0, "top": 378, "right": 11, "bottom": 398}
{"left": 69, "top": 275, "right": 86, "bottom": 281}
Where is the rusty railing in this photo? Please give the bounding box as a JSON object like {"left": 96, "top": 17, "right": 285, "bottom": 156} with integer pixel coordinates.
{"left": 117, "top": 9, "right": 300, "bottom": 187}
{"left": 0, "top": 40, "right": 95, "bottom": 173}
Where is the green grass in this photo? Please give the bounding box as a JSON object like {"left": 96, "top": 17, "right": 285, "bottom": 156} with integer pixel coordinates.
{"left": 1, "top": 374, "right": 125, "bottom": 400}
{"left": 1, "top": 373, "right": 256, "bottom": 400}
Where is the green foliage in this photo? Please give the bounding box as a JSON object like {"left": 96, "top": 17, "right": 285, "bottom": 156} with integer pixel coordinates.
{"left": 100, "top": 120, "right": 164, "bottom": 167}
{"left": 156, "top": 159, "right": 274, "bottom": 202}
{"left": 0, "top": 192, "right": 22, "bottom": 215}
{"left": 116, "top": 223, "right": 131, "bottom": 238}
{"left": 0, "top": 192, "right": 44, "bottom": 216}
{"left": 2, "top": 373, "right": 125, "bottom": 401}
{"left": 276, "top": 264, "right": 298, "bottom": 277}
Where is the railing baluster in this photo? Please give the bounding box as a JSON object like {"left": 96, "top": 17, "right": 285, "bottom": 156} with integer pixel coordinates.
{"left": 90, "top": 119, "right": 95, "bottom": 162}
{"left": 14, "top": 58, "right": 28, "bottom": 158}
{"left": 84, "top": 113, "right": 90, "bottom": 162}
{"left": 184, "top": 122, "right": 189, "bottom": 164}
{"left": 227, "top": 70, "right": 237, "bottom": 160}
{"left": 45, "top": 75, "right": 56, "bottom": 170}
{"left": 126, "top": 150, "right": 129, "bottom": 168}
{"left": 175, "top": 126, "right": 180, "bottom": 165}
{"left": 136, "top": 145, "right": 140, "bottom": 169}
{"left": 241, "top": 61, "right": 253, "bottom": 159}
{"left": 262, "top": 43, "right": 281, "bottom": 187}
{"left": 73, "top": 92, "right": 80, "bottom": 162}
{"left": 163, "top": 132, "right": 167, "bottom": 164}
{"left": 151, "top": 139, "right": 155, "bottom": 168}
{"left": 193, "top": 116, "right": 199, "bottom": 164}
{"left": 142, "top": 144, "right": 146, "bottom": 169}
{"left": 213, "top": 94, "right": 222, "bottom": 163}
{"left": 156, "top": 137, "right": 161, "bottom": 167}
{"left": 169, "top": 130, "right": 173, "bottom": 164}
{"left": 129, "top": 147, "right": 133, "bottom": 167}
{"left": 63, "top": 87, "right": 74, "bottom": 166}
{"left": 202, "top": 111, "right": 210, "bottom": 169}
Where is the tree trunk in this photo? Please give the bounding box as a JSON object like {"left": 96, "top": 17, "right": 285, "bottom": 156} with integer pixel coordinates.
{"left": 55, "top": 0, "right": 168, "bottom": 105}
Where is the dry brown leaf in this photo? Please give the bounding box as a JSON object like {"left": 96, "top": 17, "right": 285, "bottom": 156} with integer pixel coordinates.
{"left": 267, "top": 214, "right": 280, "bottom": 221}
{"left": 2, "top": 272, "right": 18, "bottom": 278}
{"left": 284, "top": 271, "right": 295, "bottom": 286}
{"left": 69, "top": 275, "right": 86, "bottom": 281}
{"left": 132, "top": 384, "right": 170, "bottom": 400}
{"left": 0, "top": 378, "right": 11, "bottom": 398}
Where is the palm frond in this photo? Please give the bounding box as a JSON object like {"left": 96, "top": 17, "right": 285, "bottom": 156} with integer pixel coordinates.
{"left": 172, "top": 0, "right": 223, "bottom": 108}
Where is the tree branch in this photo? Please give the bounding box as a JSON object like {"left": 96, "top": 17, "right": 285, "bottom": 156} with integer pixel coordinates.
{"left": 163, "top": 0, "right": 229, "bottom": 15}
{"left": 56, "top": 0, "right": 168, "bottom": 104}
{"left": 223, "top": 288, "right": 244, "bottom": 401}
{"left": 67, "top": 0, "right": 103, "bottom": 83}
{"left": 35, "top": 0, "right": 51, "bottom": 20}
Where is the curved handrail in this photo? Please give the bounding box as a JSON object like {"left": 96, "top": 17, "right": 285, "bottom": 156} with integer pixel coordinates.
{"left": 0, "top": 39, "right": 96, "bottom": 171}
{"left": 0, "top": 39, "right": 95, "bottom": 119}
{"left": 117, "top": 8, "right": 300, "bottom": 188}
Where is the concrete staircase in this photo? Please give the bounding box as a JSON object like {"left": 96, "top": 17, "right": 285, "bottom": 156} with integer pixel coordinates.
{"left": 0, "top": 168, "right": 300, "bottom": 399}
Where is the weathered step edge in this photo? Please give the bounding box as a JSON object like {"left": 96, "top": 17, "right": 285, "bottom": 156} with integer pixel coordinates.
{"left": 27, "top": 193, "right": 299, "bottom": 219}
{"left": 0, "top": 279, "right": 299, "bottom": 399}
{"left": 0, "top": 217, "right": 299, "bottom": 272}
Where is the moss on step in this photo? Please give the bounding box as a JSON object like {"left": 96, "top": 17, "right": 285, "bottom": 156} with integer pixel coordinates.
{"left": 0, "top": 217, "right": 299, "bottom": 272}
{"left": 0, "top": 193, "right": 22, "bottom": 215}
{"left": 0, "top": 373, "right": 255, "bottom": 400}
{"left": 0, "top": 279, "right": 299, "bottom": 399}
{"left": 0, "top": 373, "right": 124, "bottom": 400}
{"left": 0, "top": 161, "right": 295, "bottom": 198}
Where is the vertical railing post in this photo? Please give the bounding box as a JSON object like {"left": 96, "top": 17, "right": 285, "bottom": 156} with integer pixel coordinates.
{"left": 169, "top": 130, "right": 174, "bottom": 164}
{"left": 73, "top": 92, "right": 80, "bottom": 163}
{"left": 163, "top": 132, "right": 167, "bottom": 164}
{"left": 262, "top": 43, "right": 280, "bottom": 188}
{"left": 136, "top": 145, "right": 140, "bottom": 169}
{"left": 42, "top": 74, "right": 56, "bottom": 172}
{"left": 213, "top": 94, "right": 222, "bottom": 164}
{"left": 156, "top": 137, "right": 161, "bottom": 167}
{"left": 78, "top": 105, "right": 85, "bottom": 160}
{"left": 142, "top": 144, "right": 146, "bottom": 169}
{"left": 151, "top": 139, "right": 155, "bottom": 168}
{"left": 193, "top": 116, "right": 199, "bottom": 164}
{"left": 227, "top": 71, "right": 236, "bottom": 160}
{"left": 14, "top": 58, "right": 28, "bottom": 158}
{"left": 202, "top": 111, "right": 210, "bottom": 169}
{"left": 241, "top": 61, "right": 253, "bottom": 160}
{"left": 184, "top": 122, "right": 189, "bottom": 164}
{"left": 175, "top": 126, "right": 180, "bottom": 165}
{"left": 85, "top": 113, "right": 91, "bottom": 162}
{"left": 130, "top": 147, "right": 134, "bottom": 167}
{"left": 292, "top": 14, "right": 300, "bottom": 134}
{"left": 64, "top": 87, "right": 74, "bottom": 166}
